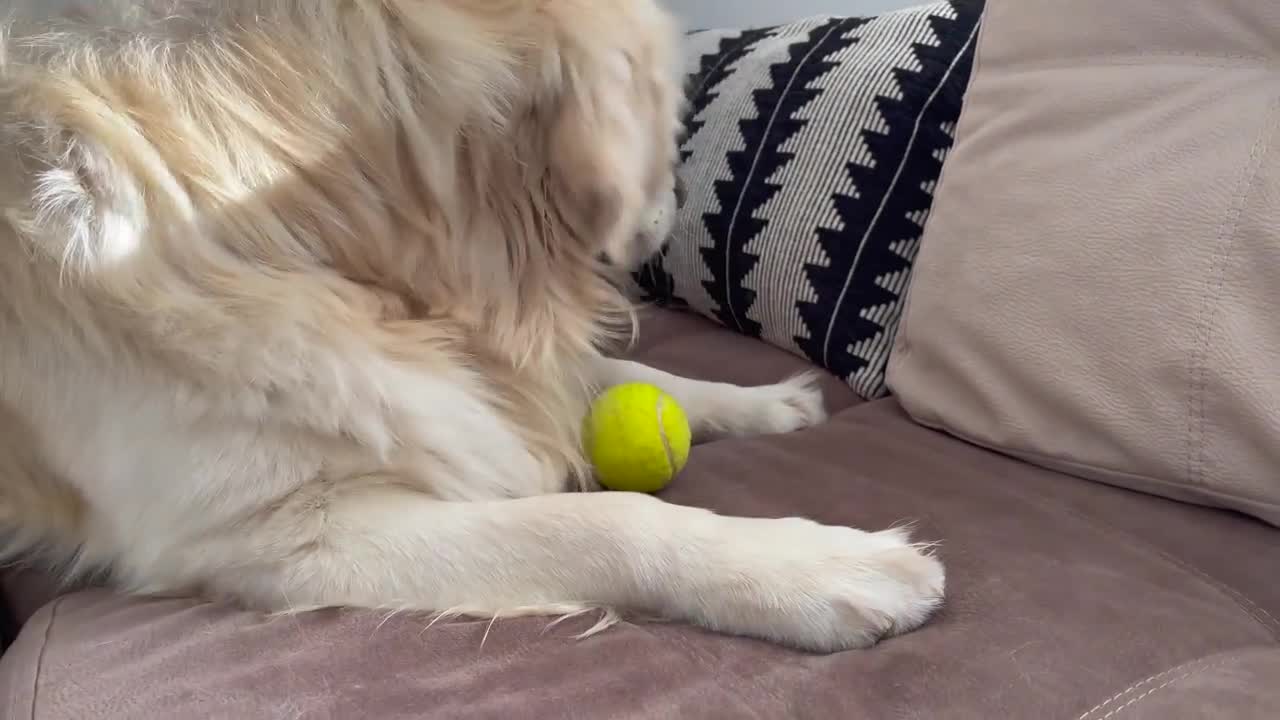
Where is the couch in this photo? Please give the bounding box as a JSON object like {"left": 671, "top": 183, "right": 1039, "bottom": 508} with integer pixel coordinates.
{"left": 1, "top": 309, "right": 1277, "bottom": 718}
{"left": 3, "top": 0, "right": 1279, "bottom": 717}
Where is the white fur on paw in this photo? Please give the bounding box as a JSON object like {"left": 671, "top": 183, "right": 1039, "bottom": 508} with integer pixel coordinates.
{"left": 726, "top": 373, "right": 828, "bottom": 437}
{"left": 697, "top": 520, "right": 945, "bottom": 653}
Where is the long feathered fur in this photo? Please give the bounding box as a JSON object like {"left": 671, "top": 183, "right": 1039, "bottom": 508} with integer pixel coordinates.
{"left": 0, "top": 1, "right": 947, "bottom": 655}
{"left": 0, "top": 0, "right": 680, "bottom": 586}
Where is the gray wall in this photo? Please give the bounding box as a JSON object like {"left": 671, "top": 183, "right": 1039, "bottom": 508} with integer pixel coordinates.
{"left": 662, "top": 0, "right": 925, "bottom": 30}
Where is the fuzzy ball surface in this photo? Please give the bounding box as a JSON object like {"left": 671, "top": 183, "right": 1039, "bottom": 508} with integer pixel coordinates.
{"left": 586, "top": 383, "right": 691, "bottom": 493}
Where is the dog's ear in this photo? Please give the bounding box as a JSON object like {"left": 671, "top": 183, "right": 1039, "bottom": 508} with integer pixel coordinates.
{"left": 537, "top": 4, "right": 682, "bottom": 267}
{"left": 546, "top": 59, "right": 648, "bottom": 263}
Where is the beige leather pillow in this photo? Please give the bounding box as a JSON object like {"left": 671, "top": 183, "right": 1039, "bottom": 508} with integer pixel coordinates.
{"left": 887, "top": 0, "right": 1280, "bottom": 525}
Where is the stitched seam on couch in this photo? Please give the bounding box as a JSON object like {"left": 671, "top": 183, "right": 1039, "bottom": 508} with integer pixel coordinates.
{"left": 1077, "top": 655, "right": 1236, "bottom": 720}
{"left": 999, "top": 443, "right": 1280, "bottom": 517}
{"left": 1185, "top": 97, "right": 1280, "bottom": 492}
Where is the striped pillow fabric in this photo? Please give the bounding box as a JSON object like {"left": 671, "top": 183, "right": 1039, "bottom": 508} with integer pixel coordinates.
{"left": 636, "top": 1, "right": 982, "bottom": 398}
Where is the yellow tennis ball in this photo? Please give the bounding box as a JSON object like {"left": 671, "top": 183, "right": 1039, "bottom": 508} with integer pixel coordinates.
{"left": 585, "top": 382, "right": 691, "bottom": 493}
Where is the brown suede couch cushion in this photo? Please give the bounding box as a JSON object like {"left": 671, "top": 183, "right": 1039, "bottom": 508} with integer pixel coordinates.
{"left": 1, "top": 309, "right": 1277, "bottom": 719}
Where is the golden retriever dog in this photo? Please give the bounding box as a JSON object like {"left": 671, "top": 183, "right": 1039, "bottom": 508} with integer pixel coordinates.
{"left": 0, "top": 0, "right": 943, "bottom": 652}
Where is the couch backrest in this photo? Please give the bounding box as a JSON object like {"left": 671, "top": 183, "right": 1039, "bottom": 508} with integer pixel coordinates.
{"left": 888, "top": 0, "right": 1280, "bottom": 525}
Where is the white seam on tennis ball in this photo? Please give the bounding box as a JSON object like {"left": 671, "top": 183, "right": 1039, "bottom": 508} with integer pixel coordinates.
{"left": 656, "top": 395, "right": 675, "bottom": 475}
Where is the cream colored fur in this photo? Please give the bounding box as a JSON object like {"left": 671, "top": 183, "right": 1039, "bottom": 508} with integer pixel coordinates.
{"left": 0, "top": 0, "right": 943, "bottom": 652}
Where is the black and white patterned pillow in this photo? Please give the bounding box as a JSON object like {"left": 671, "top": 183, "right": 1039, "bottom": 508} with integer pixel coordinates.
{"left": 636, "top": 1, "right": 983, "bottom": 399}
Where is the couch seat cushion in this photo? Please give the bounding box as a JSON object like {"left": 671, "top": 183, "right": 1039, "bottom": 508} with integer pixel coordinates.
{"left": 2, "top": 309, "right": 1277, "bottom": 719}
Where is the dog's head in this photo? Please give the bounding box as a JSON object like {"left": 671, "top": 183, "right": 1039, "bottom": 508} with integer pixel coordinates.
{"left": 524, "top": 0, "right": 686, "bottom": 272}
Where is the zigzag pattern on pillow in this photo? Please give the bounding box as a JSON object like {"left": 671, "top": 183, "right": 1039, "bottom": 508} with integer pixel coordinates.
{"left": 636, "top": 0, "right": 983, "bottom": 399}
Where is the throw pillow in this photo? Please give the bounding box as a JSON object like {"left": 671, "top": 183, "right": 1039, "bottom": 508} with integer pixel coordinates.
{"left": 635, "top": 0, "right": 983, "bottom": 398}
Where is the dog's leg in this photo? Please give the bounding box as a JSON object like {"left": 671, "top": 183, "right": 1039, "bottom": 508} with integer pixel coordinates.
{"left": 593, "top": 358, "right": 827, "bottom": 441}
{"left": 229, "top": 484, "right": 942, "bottom": 653}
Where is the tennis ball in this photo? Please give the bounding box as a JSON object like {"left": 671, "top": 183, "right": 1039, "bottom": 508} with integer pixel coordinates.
{"left": 585, "top": 382, "right": 691, "bottom": 493}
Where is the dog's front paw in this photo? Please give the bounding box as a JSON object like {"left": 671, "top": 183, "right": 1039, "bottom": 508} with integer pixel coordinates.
{"left": 717, "top": 373, "right": 828, "bottom": 438}
{"left": 697, "top": 519, "right": 945, "bottom": 652}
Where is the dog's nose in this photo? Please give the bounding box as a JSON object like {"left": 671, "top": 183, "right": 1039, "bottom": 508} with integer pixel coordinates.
{"left": 673, "top": 176, "right": 688, "bottom": 209}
